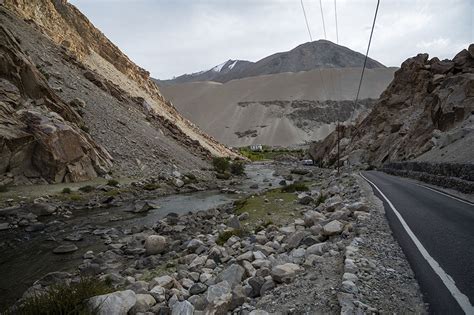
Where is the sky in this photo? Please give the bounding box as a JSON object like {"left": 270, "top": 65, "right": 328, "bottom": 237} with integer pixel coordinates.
{"left": 70, "top": 0, "right": 473, "bottom": 79}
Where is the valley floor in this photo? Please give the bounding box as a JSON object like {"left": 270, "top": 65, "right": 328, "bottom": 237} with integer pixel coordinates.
{"left": 0, "top": 162, "right": 426, "bottom": 314}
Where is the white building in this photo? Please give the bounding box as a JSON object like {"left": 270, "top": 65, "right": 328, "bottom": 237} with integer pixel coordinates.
{"left": 249, "top": 144, "right": 263, "bottom": 152}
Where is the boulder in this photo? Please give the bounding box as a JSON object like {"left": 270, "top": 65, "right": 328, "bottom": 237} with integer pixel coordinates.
{"left": 285, "top": 230, "right": 307, "bottom": 249}
{"left": 150, "top": 275, "right": 174, "bottom": 290}
{"left": 130, "top": 294, "right": 156, "bottom": 314}
{"left": 271, "top": 263, "right": 301, "bottom": 283}
{"left": 171, "top": 300, "right": 194, "bottom": 315}
{"left": 189, "top": 283, "right": 207, "bottom": 295}
{"left": 145, "top": 235, "right": 167, "bottom": 255}
{"left": 205, "top": 281, "right": 233, "bottom": 314}
{"left": 88, "top": 290, "right": 136, "bottom": 315}
{"left": 322, "top": 220, "right": 344, "bottom": 236}
{"left": 216, "top": 264, "right": 245, "bottom": 288}
{"left": 303, "top": 210, "right": 325, "bottom": 226}
{"left": 306, "top": 242, "right": 327, "bottom": 256}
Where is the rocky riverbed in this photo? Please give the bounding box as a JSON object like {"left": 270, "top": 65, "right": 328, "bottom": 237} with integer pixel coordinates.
{"left": 0, "top": 162, "right": 426, "bottom": 314}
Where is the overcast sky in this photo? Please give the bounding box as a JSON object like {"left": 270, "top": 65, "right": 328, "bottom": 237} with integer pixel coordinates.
{"left": 70, "top": 0, "right": 472, "bottom": 79}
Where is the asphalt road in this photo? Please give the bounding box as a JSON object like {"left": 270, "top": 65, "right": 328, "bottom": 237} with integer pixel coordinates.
{"left": 361, "top": 171, "right": 474, "bottom": 314}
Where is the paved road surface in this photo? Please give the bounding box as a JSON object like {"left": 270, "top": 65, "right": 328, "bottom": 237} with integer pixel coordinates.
{"left": 361, "top": 171, "right": 474, "bottom": 314}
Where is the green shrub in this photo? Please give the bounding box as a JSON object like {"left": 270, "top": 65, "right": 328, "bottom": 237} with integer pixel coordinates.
{"left": 61, "top": 188, "right": 71, "bottom": 194}
{"left": 0, "top": 185, "right": 8, "bottom": 193}
{"left": 8, "top": 277, "right": 113, "bottom": 315}
{"left": 69, "top": 194, "right": 82, "bottom": 201}
{"left": 78, "top": 185, "right": 94, "bottom": 193}
{"left": 281, "top": 182, "right": 309, "bottom": 193}
{"left": 230, "top": 161, "right": 245, "bottom": 175}
{"left": 212, "top": 157, "right": 230, "bottom": 173}
{"left": 216, "top": 228, "right": 247, "bottom": 246}
{"left": 107, "top": 179, "right": 119, "bottom": 187}
{"left": 315, "top": 193, "right": 327, "bottom": 206}
{"left": 143, "top": 183, "right": 160, "bottom": 191}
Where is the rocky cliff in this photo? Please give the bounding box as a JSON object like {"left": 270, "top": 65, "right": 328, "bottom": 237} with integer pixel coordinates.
{"left": 310, "top": 45, "right": 474, "bottom": 167}
{"left": 0, "top": 0, "right": 236, "bottom": 185}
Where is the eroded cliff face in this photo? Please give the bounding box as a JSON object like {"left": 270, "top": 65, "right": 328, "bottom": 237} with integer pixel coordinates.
{"left": 0, "top": 23, "right": 112, "bottom": 185}
{"left": 310, "top": 45, "right": 474, "bottom": 167}
{"left": 3, "top": 0, "right": 235, "bottom": 158}
{"left": 0, "top": 0, "right": 236, "bottom": 185}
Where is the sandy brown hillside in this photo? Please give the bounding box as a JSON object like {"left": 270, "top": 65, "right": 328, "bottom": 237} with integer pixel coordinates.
{"left": 0, "top": 0, "right": 236, "bottom": 185}
{"left": 162, "top": 67, "right": 396, "bottom": 147}
{"left": 310, "top": 45, "right": 474, "bottom": 167}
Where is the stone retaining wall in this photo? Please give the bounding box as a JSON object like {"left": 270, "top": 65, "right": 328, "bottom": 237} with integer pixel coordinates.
{"left": 382, "top": 162, "right": 474, "bottom": 194}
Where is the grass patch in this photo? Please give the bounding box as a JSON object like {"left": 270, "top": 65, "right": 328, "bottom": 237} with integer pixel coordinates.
{"left": 61, "top": 188, "right": 72, "bottom": 194}
{"left": 234, "top": 189, "right": 298, "bottom": 230}
{"left": 0, "top": 185, "right": 9, "bottom": 193}
{"left": 107, "top": 179, "right": 119, "bottom": 187}
{"left": 104, "top": 189, "right": 120, "bottom": 197}
{"left": 78, "top": 185, "right": 95, "bottom": 193}
{"left": 7, "top": 277, "right": 113, "bottom": 315}
{"left": 216, "top": 228, "right": 247, "bottom": 246}
{"left": 315, "top": 193, "right": 327, "bottom": 206}
{"left": 69, "top": 194, "right": 83, "bottom": 201}
{"left": 140, "top": 262, "right": 177, "bottom": 282}
{"left": 238, "top": 147, "right": 304, "bottom": 161}
{"left": 143, "top": 183, "right": 160, "bottom": 191}
{"left": 281, "top": 182, "right": 309, "bottom": 193}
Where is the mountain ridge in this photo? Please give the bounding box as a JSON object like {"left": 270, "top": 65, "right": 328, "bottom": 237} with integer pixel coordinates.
{"left": 156, "top": 40, "right": 386, "bottom": 86}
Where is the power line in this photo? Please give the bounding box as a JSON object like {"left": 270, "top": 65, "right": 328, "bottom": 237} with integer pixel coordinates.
{"left": 300, "top": 0, "right": 313, "bottom": 41}
{"left": 319, "top": 0, "right": 327, "bottom": 39}
{"left": 334, "top": 0, "right": 339, "bottom": 44}
{"left": 354, "top": 0, "right": 380, "bottom": 106}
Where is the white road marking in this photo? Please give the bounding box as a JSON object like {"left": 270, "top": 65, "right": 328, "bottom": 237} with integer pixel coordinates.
{"left": 360, "top": 172, "right": 474, "bottom": 314}
{"left": 414, "top": 183, "right": 474, "bottom": 207}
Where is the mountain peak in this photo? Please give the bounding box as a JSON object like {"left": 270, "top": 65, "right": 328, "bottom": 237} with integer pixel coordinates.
{"left": 156, "top": 40, "right": 385, "bottom": 86}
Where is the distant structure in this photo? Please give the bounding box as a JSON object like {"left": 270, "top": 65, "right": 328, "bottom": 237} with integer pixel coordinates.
{"left": 249, "top": 144, "right": 263, "bottom": 152}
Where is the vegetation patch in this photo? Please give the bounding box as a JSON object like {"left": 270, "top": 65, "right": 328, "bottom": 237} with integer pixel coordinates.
{"left": 281, "top": 182, "right": 309, "bottom": 193}
{"left": 238, "top": 146, "right": 304, "bottom": 161}
{"left": 143, "top": 183, "right": 160, "bottom": 191}
{"left": 315, "top": 193, "right": 327, "bottom": 206}
{"left": 104, "top": 189, "right": 120, "bottom": 197}
{"left": 212, "top": 157, "right": 230, "bottom": 173}
{"left": 61, "top": 187, "right": 72, "bottom": 194}
{"left": 0, "top": 185, "right": 8, "bottom": 193}
{"left": 7, "top": 277, "right": 113, "bottom": 315}
{"left": 140, "top": 262, "right": 177, "bottom": 282}
{"left": 234, "top": 189, "right": 298, "bottom": 229}
{"left": 107, "top": 179, "right": 119, "bottom": 187}
{"left": 230, "top": 161, "right": 245, "bottom": 175}
{"left": 78, "top": 185, "right": 95, "bottom": 193}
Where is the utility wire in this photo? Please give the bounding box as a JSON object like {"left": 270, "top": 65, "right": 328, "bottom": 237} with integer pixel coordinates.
{"left": 354, "top": 0, "right": 380, "bottom": 106}
{"left": 319, "top": 0, "right": 327, "bottom": 39}
{"left": 300, "top": 0, "right": 313, "bottom": 41}
{"left": 300, "top": 0, "right": 329, "bottom": 100}
{"left": 334, "top": 0, "right": 339, "bottom": 44}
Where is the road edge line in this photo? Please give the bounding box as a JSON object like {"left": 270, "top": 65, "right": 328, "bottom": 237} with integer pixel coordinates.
{"left": 413, "top": 183, "right": 474, "bottom": 206}
{"left": 359, "top": 172, "right": 474, "bottom": 314}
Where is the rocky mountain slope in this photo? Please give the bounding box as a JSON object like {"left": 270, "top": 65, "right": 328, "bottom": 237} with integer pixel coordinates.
{"left": 0, "top": 0, "right": 236, "bottom": 185}
{"left": 161, "top": 67, "right": 396, "bottom": 147}
{"left": 310, "top": 45, "right": 474, "bottom": 167}
{"left": 157, "top": 40, "right": 386, "bottom": 85}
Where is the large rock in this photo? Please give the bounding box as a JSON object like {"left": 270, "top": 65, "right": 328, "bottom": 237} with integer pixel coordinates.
{"left": 145, "top": 235, "right": 167, "bottom": 255}
{"left": 88, "top": 290, "right": 137, "bottom": 315}
{"left": 53, "top": 244, "right": 78, "bottom": 254}
{"left": 271, "top": 263, "right": 301, "bottom": 283}
{"left": 171, "top": 300, "right": 194, "bottom": 315}
{"left": 216, "top": 264, "right": 245, "bottom": 288}
{"left": 205, "top": 281, "right": 233, "bottom": 314}
{"left": 322, "top": 220, "right": 344, "bottom": 236}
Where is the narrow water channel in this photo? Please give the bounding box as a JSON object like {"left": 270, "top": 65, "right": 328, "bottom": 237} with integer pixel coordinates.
{"left": 0, "top": 162, "right": 284, "bottom": 308}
